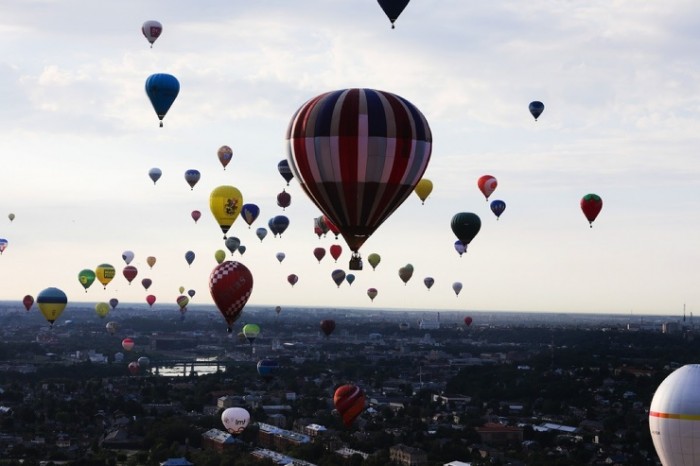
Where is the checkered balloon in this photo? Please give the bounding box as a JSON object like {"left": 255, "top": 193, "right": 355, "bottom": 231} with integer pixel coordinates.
{"left": 209, "top": 261, "right": 253, "bottom": 332}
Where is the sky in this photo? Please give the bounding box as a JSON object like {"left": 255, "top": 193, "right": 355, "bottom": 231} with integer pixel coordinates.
{"left": 1, "top": 0, "right": 699, "bottom": 317}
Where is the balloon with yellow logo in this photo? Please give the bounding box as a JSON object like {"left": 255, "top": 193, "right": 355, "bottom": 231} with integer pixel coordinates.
{"left": 78, "top": 269, "right": 96, "bottom": 292}
{"left": 37, "top": 287, "right": 68, "bottom": 326}
{"left": 95, "top": 264, "right": 116, "bottom": 289}
{"left": 414, "top": 178, "right": 433, "bottom": 204}
{"left": 209, "top": 185, "right": 243, "bottom": 239}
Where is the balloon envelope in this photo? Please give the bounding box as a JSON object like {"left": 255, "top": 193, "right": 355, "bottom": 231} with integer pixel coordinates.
{"left": 367, "top": 287, "right": 378, "bottom": 301}
{"left": 122, "top": 337, "right": 135, "bottom": 351}
{"left": 109, "top": 298, "right": 119, "bottom": 309}
{"left": 141, "top": 278, "right": 152, "bottom": 290}
{"left": 490, "top": 200, "right": 506, "bottom": 219}
{"left": 331, "top": 269, "right": 346, "bottom": 287}
{"left": 424, "top": 277, "right": 434, "bottom": 289}
{"left": 313, "top": 247, "right": 326, "bottom": 263}
{"left": 36, "top": 287, "right": 67, "bottom": 325}
{"left": 95, "top": 302, "right": 110, "bottom": 318}
{"left": 145, "top": 73, "right": 180, "bottom": 127}
{"left": 334, "top": 384, "right": 366, "bottom": 427}
{"left": 148, "top": 168, "right": 162, "bottom": 184}
{"left": 214, "top": 249, "right": 226, "bottom": 264}
{"left": 414, "top": 178, "right": 433, "bottom": 204}
{"left": 256, "top": 227, "right": 268, "bottom": 242}
{"left": 451, "top": 213, "right": 481, "bottom": 245}
{"left": 452, "top": 281, "right": 463, "bottom": 296}
{"left": 581, "top": 193, "right": 603, "bottom": 226}
{"left": 286, "top": 88, "right": 432, "bottom": 256}
{"left": 122, "top": 250, "right": 135, "bottom": 265}
{"left": 257, "top": 359, "right": 279, "bottom": 380}
{"left": 464, "top": 316, "right": 473, "bottom": 327}
{"left": 241, "top": 203, "right": 260, "bottom": 227}
{"left": 287, "top": 274, "right": 298, "bottom": 287}
{"left": 242, "top": 323, "right": 260, "bottom": 343}
{"left": 209, "top": 261, "right": 254, "bottom": 332}
{"left": 184, "top": 169, "right": 201, "bottom": 190}
{"left": 367, "top": 253, "right": 381, "bottom": 270}
{"left": 146, "top": 294, "right": 156, "bottom": 307}
{"left": 225, "top": 237, "right": 241, "bottom": 254}
{"left": 122, "top": 265, "right": 138, "bottom": 284}
{"left": 95, "top": 264, "right": 116, "bottom": 289}
{"left": 210, "top": 185, "right": 243, "bottom": 238}
{"left": 277, "top": 159, "right": 294, "bottom": 185}
{"left": 221, "top": 407, "right": 250, "bottom": 435}
{"left": 217, "top": 145, "right": 233, "bottom": 169}
{"left": 477, "top": 175, "right": 498, "bottom": 201}
{"left": 78, "top": 269, "right": 96, "bottom": 291}
{"left": 377, "top": 0, "right": 411, "bottom": 28}
{"left": 185, "top": 250, "right": 195, "bottom": 266}
{"left": 146, "top": 256, "right": 156, "bottom": 268}
{"left": 23, "top": 295, "right": 34, "bottom": 311}
{"left": 529, "top": 101, "right": 545, "bottom": 120}
{"left": 320, "top": 319, "right": 336, "bottom": 337}
{"left": 141, "top": 20, "right": 162, "bottom": 46}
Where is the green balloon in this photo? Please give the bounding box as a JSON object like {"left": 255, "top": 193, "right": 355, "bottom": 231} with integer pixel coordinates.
{"left": 367, "top": 253, "right": 381, "bottom": 271}
{"left": 78, "top": 269, "right": 96, "bottom": 291}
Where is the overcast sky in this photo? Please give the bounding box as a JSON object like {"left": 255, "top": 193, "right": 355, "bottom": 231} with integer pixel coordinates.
{"left": 1, "top": 1, "right": 699, "bottom": 319}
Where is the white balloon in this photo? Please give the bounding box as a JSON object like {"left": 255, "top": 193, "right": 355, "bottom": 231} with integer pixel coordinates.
{"left": 141, "top": 20, "right": 163, "bottom": 46}
{"left": 650, "top": 364, "right": 700, "bottom": 465}
{"left": 221, "top": 407, "right": 250, "bottom": 435}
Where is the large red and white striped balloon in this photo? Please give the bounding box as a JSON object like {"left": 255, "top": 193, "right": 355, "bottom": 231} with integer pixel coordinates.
{"left": 286, "top": 88, "right": 432, "bottom": 254}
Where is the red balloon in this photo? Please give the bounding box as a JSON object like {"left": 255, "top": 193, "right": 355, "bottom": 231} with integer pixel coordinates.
{"left": 287, "top": 274, "right": 299, "bottom": 287}
{"left": 323, "top": 215, "right": 340, "bottom": 239}
{"left": 464, "top": 316, "right": 473, "bottom": 327}
{"left": 477, "top": 175, "right": 498, "bottom": 201}
{"left": 128, "top": 361, "right": 140, "bottom": 375}
{"left": 122, "top": 265, "right": 138, "bottom": 284}
{"left": 22, "top": 295, "right": 34, "bottom": 311}
{"left": 277, "top": 190, "right": 291, "bottom": 210}
{"left": 209, "top": 261, "right": 254, "bottom": 332}
{"left": 580, "top": 193, "right": 603, "bottom": 227}
{"left": 146, "top": 294, "right": 156, "bottom": 308}
{"left": 287, "top": 89, "right": 432, "bottom": 255}
{"left": 191, "top": 210, "right": 202, "bottom": 223}
{"left": 313, "top": 247, "right": 326, "bottom": 263}
{"left": 329, "top": 244, "right": 342, "bottom": 262}
{"left": 320, "top": 319, "right": 336, "bottom": 337}
{"left": 334, "top": 384, "right": 365, "bottom": 427}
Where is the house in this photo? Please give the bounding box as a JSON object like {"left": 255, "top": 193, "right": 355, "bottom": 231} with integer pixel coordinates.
{"left": 160, "top": 458, "right": 194, "bottom": 466}
{"left": 201, "top": 428, "right": 236, "bottom": 452}
{"left": 475, "top": 423, "right": 523, "bottom": 446}
{"left": 390, "top": 443, "right": 428, "bottom": 466}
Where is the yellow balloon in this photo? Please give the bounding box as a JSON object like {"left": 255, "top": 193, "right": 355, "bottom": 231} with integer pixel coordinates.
{"left": 209, "top": 185, "right": 243, "bottom": 238}
{"left": 146, "top": 256, "right": 157, "bottom": 268}
{"left": 95, "top": 263, "right": 116, "bottom": 289}
{"left": 414, "top": 178, "right": 433, "bottom": 204}
{"left": 214, "top": 249, "right": 226, "bottom": 264}
{"left": 179, "top": 286, "right": 185, "bottom": 294}
{"left": 95, "top": 302, "right": 110, "bottom": 318}
{"left": 36, "top": 287, "right": 68, "bottom": 326}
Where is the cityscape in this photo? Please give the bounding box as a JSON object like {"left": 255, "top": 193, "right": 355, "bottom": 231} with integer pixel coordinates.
{"left": 0, "top": 301, "right": 693, "bottom": 465}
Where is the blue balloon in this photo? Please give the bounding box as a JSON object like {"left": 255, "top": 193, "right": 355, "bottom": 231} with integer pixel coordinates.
{"left": 269, "top": 215, "right": 290, "bottom": 237}
{"left": 257, "top": 359, "right": 279, "bottom": 380}
{"left": 185, "top": 250, "right": 195, "bottom": 266}
{"left": 490, "top": 200, "right": 506, "bottom": 219}
{"left": 529, "top": 101, "right": 545, "bottom": 121}
{"left": 184, "top": 169, "right": 201, "bottom": 190}
{"left": 241, "top": 203, "right": 260, "bottom": 228}
{"left": 145, "top": 73, "right": 180, "bottom": 127}
{"left": 346, "top": 273, "right": 356, "bottom": 286}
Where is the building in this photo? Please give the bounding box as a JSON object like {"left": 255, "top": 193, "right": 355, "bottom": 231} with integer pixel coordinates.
{"left": 257, "top": 422, "right": 311, "bottom": 450}
{"left": 475, "top": 423, "right": 523, "bottom": 446}
{"left": 390, "top": 443, "right": 428, "bottom": 466}
{"left": 201, "top": 428, "right": 236, "bottom": 452}
{"left": 160, "top": 459, "right": 194, "bottom": 466}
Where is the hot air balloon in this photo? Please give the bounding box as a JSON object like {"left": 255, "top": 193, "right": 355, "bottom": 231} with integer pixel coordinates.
{"left": 490, "top": 200, "right": 506, "bottom": 220}
{"left": 287, "top": 274, "right": 298, "bottom": 287}
{"left": 210, "top": 185, "right": 243, "bottom": 239}
{"left": 137, "top": 356, "right": 150, "bottom": 369}
{"left": 8, "top": 213, "right": 15, "bottom": 222}
{"left": 122, "top": 250, "right": 135, "bottom": 265}
{"left": 221, "top": 407, "right": 250, "bottom": 435}
{"left": 529, "top": 101, "right": 545, "bottom": 121}
{"left": 141, "top": 20, "right": 162, "bottom": 47}
{"left": 237, "top": 245, "right": 246, "bottom": 255}
{"left": 454, "top": 240, "right": 467, "bottom": 257}
{"left": 146, "top": 294, "right": 156, "bottom": 308}
{"left": 650, "top": 364, "right": 700, "bottom": 465}
{"left": 275, "top": 252, "right": 286, "bottom": 264}
{"left": 209, "top": 261, "right": 254, "bottom": 332}
{"left": 189, "top": 210, "right": 201, "bottom": 223}
{"left": 334, "top": 384, "right": 365, "bottom": 427}
{"left": 320, "top": 319, "right": 336, "bottom": 337}
{"left": 178, "top": 286, "right": 185, "bottom": 294}
{"left": 257, "top": 359, "right": 279, "bottom": 381}
{"left": 424, "top": 277, "right": 434, "bottom": 290}
{"left": 377, "top": 0, "right": 410, "bottom": 29}
{"left": 141, "top": 278, "right": 152, "bottom": 290}
{"left": 313, "top": 247, "right": 326, "bottom": 263}
{"left": 242, "top": 323, "right": 260, "bottom": 344}
{"left": 0, "top": 239, "right": 7, "bottom": 255}
{"left": 477, "top": 175, "right": 498, "bottom": 201}
{"left": 95, "top": 302, "right": 110, "bottom": 318}
{"left": 314, "top": 216, "right": 330, "bottom": 238}
{"left": 277, "top": 190, "right": 291, "bottom": 210}
{"left": 277, "top": 159, "right": 294, "bottom": 185}
{"left": 217, "top": 145, "right": 233, "bottom": 170}
{"left": 36, "top": 287, "right": 67, "bottom": 326}
{"left": 122, "top": 265, "right": 138, "bottom": 284}
{"left": 414, "top": 178, "right": 433, "bottom": 204}
{"left": 214, "top": 249, "right": 226, "bottom": 264}
{"left": 106, "top": 321, "right": 119, "bottom": 335}
{"left": 128, "top": 361, "right": 140, "bottom": 375}
{"left": 398, "top": 264, "right": 413, "bottom": 285}
{"left": 122, "top": 337, "right": 135, "bottom": 351}
{"left": 269, "top": 215, "right": 290, "bottom": 237}
{"left": 256, "top": 227, "right": 268, "bottom": 242}
{"left": 225, "top": 237, "right": 241, "bottom": 255}
{"left": 346, "top": 273, "right": 355, "bottom": 286}
{"left": 331, "top": 269, "right": 346, "bottom": 288}
{"left": 146, "top": 256, "right": 157, "bottom": 268}
{"left": 287, "top": 88, "right": 432, "bottom": 271}
{"left": 176, "top": 295, "right": 189, "bottom": 314}
{"left": 275, "top": 305, "right": 282, "bottom": 316}
{"left": 148, "top": 168, "right": 162, "bottom": 185}
{"left": 241, "top": 203, "right": 259, "bottom": 228}
{"left": 22, "top": 295, "right": 34, "bottom": 311}
{"left": 184, "top": 169, "right": 201, "bottom": 190}
{"left": 451, "top": 213, "right": 481, "bottom": 247}
{"left": 367, "top": 253, "right": 381, "bottom": 271}
{"left": 464, "top": 316, "right": 473, "bottom": 327}
{"left": 367, "top": 288, "right": 378, "bottom": 301}
{"left": 188, "top": 289, "right": 196, "bottom": 298}
{"left": 145, "top": 73, "right": 179, "bottom": 127}
{"left": 109, "top": 298, "right": 119, "bottom": 310}
{"left": 323, "top": 216, "right": 340, "bottom": 239}
{"left": 95, "top": 264, "right": 116, "bottom": 289}
{"left": 184, "top": 250, "right": 195, "bottom": 267}
{"left": 580, "top": 193, "right": 603, "bottom": 227}
{"left": 329, "top": 244, "right": 343, "bottom": 262}
{"left": 78, "top": 269, "right": 96, "bottom": 292}
{"left": 452, "top": 281, "right": 463, "bottom": 296}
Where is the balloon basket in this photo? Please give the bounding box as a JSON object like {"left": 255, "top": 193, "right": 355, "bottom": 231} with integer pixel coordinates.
{"left": 349, "top": 254, "right": 363, "bottom": 271}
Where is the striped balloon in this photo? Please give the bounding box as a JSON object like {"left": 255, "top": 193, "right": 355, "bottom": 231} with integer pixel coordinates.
{"left": 286, "top": 88, "right": 432, "bottom": 254}
{"left": 334, "top": 384, "right": 366, "bottom": 427}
